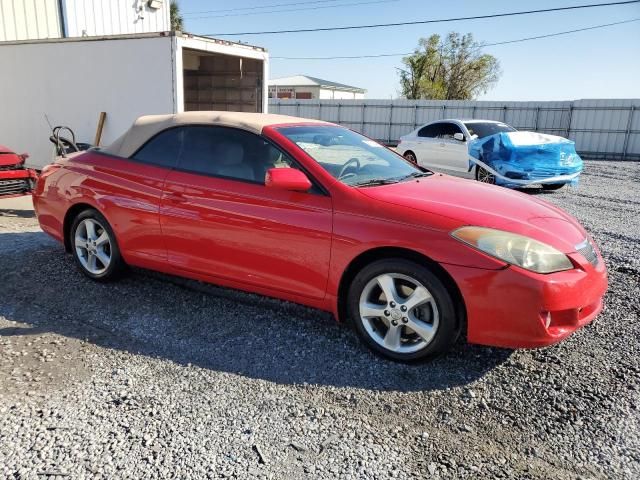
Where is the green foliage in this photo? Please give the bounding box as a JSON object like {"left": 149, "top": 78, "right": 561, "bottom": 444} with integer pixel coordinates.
{"left": 399, "top": 33, "right": 501, "bottom": 100}
{"left": 170, "top": 0, "right": 184, "bottom": 32}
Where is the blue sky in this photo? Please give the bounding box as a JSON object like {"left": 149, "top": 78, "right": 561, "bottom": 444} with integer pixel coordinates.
{"left": 178, "top": 0, "right": 640, "bottom": 100}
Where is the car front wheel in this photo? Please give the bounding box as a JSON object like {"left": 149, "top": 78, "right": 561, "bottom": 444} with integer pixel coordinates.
{"left": 70, "top": 209, "right": 125, "bottom": 281}
{"left": 403, "top": 151, "right": 417, "bottom": 164}
{"left": 475, "top": 165, "right": 496, "bottom": 184}
{"left": 348, "top": 259, "right": 459, "bottom": 362}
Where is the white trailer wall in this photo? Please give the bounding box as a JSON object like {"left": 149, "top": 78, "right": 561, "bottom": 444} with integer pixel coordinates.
{"left": 0, "top": 0, "right": 62, "bottom": 41}
{"left": 0, "top": 35, "right": 175, "bottom": 167}
{"left": 0, "top": 33, "right": 269, "bottom": 168}
{"left": 62, "top": 0, "right": 170, "bottom": 37}
{"left": 270, "top": 99, "right": 640, "bottom": 160}
{"left": 0, "top": 0, "right": 170, "bottom": 41}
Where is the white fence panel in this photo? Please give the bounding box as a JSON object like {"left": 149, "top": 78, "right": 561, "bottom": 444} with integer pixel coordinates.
{"left": 270, "top": 98, "right": 640, "bottom": 160}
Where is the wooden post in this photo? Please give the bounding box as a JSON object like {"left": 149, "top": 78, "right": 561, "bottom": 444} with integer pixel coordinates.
{"left": 94, "top": 112, "right": 107, "bottom": 146}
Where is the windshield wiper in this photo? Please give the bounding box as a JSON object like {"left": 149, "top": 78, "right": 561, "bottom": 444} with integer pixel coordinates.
{"left": 351, "top": 178, "right": 400, "bottom": 187}
{"left": 398, "top": 171, "right": 433, "bottom": 181}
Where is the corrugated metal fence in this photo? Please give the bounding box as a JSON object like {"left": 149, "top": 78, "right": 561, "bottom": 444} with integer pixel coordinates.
{"left": 269, "top": 98, "right": 640, "bottom": 160}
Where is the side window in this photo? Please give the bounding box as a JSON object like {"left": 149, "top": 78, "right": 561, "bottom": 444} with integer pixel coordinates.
{"left": 417, "top": 124, "right": 440, "bottom": 138}
{"left": 438, "top": 123, "right": 463, "bottom": 140}
{"left": 177, "top": 126, "right": 297, "bottom": 184}
{"left": 131, "top": 127, "right": 184, "bottom": 168}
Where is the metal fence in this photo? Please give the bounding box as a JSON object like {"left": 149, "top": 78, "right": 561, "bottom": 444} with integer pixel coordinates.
{"left": 269, "top": 98, "right": 640, "bottom": 160}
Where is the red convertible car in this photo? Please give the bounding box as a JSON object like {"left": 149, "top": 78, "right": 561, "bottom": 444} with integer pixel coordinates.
{"left": 33, "top": 112, "right": 607, "bottom": 361}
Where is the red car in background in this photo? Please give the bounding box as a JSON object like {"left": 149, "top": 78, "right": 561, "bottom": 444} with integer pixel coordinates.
{"left": 0, "top": 145, "right": 38, "bottom": 198}
{"left": 32, "top": 112, "right": 608, "bottom": 362}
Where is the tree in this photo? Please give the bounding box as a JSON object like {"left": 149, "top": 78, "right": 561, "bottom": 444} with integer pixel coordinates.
{"left": 170, "top": 0, "right": 184, "bottom": 32}
{"left": 399, "top": 33, "right": 501, "bottom": 100}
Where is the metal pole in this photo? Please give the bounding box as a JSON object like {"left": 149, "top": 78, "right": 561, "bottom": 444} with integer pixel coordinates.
{"left": 413, "top": 104, "right": 418, "bottom": 128}
{"left": 318, "top": 101, "right": 322, "bottom": 121}
{"left": 361, "top": 104, "right": 366, "bottom": 134}
{"left": 58, "top": 0, "right": 67, "bottom": 37}
{"left": 296, "top": 102, "right": 300, "bottom": 117}
{"left": 534, "top": 107, "right": 540, "bottom": 132}
{"left": 337, "top": 102, "right": 341, "bottom": 124}
{"left": 502, "top": 106, "right": 507, "bottom": 122}
{"left": 622, "top": 105, "right": 635, "bottom": 160}
{"left": 388, "top": 104, "right": 394, "bottom": 143}
{"left": 441, "top": 105, "right": 446, "bottom": 119}
{"left": 566, "top": 105, "right": 573, "bottom": 139}
{"left": 472, "top": 105, "right": 476, "bottom": 119}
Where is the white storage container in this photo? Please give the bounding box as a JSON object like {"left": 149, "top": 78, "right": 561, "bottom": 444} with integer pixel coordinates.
{"left": 0, "top": 32, "right": 269, "bottom": 168}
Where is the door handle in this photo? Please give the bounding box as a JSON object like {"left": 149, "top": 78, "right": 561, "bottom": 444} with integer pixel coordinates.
{"left": 165, "top": 192, "right": 186, "bottom": 203}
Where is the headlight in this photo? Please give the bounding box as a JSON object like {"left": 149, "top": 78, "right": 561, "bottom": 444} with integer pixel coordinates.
{"left": 451, "top": 226, "right": 573, "bottom": 274}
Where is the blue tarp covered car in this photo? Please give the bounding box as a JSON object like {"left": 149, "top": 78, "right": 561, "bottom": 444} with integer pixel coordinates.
{"left": 468, "top": 131, "right": 583, "bottom": 190}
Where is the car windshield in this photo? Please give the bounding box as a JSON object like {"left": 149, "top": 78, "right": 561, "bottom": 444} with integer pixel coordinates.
{"left": 276, "top": 125, "right": 427, "bottom": 186}
{"left": 464, "top": 122, "right": 516, "bottom": 139}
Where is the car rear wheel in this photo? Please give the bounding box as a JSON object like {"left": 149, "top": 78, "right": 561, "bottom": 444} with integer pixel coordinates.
{"left": 475, "top": 165, "right": 496, "bottom": 184}
{"left": 70, "top": 209, "right": 124, "bottom": 281}
{"left": 403, "top": 151, "right": 418, "bottom": 164}
{"left": 541, "top": 183, "right": 565, "bottom": 191}
{"left": 347, "top": 259, "right": 458, "bottom": 362}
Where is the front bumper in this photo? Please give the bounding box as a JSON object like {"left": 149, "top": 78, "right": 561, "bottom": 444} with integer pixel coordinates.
{"left": 0, "top": 169, "right": 38, "bottom": 197}
{"left": 442, "top": 251, "right": 608, "bottom": 349}
{"left": 469, "top": 157, "right": 582, "bottom": 188}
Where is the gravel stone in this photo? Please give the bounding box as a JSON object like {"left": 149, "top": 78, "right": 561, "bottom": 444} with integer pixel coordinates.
{"left": 0, "top": 160, "right": 639, "bottom": 479}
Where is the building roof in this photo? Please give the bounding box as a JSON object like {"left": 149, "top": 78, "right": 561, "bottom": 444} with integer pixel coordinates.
{"left": 270, "top": 75, "right": 366, "bottom": 93}
{"left": 102, "top": 112, "right": 332, "bottom": 158}
{"left": 0, "top": 31, "right": 266, "bottom": 52}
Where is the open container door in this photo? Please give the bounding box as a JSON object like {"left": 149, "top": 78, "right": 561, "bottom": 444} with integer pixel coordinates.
{"left": 175, "top": 35, "right": 268, "bottom": 114}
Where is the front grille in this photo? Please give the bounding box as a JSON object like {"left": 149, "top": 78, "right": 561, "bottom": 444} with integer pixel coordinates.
{"left": 0, "top": 164, "right": 21, "bottom": 171}
{"left": 576, "top": 239, "right": 599, "bottom": 267}
{"left": 0, "top": 178, "right": 30, "bottom": 196}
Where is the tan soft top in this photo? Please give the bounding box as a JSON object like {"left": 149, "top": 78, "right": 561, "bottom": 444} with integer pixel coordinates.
{"left": 103, "top": 111, "right": 331, "bottom": 158}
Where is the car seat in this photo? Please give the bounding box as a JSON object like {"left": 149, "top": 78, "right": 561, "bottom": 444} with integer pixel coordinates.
{"left": 214, "top": 141, "right": 254, "bottom": 181}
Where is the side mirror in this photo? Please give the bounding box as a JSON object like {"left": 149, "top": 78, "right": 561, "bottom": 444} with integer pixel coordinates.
{"left": 265, "top": 167, "right": 312, "bottom": 192}
{"left": 453, "top": 132, "right": 465, "bottom": 142}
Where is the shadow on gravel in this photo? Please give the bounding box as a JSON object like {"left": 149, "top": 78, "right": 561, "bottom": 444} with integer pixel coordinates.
{"left": 0, "top": 208, "right": 36, "bottom": 218}
{"left": 513, "top": 186, "right": 558, "bottom": 196}
{"left": 0, "top": 231, "right": 511, "bottom": 392}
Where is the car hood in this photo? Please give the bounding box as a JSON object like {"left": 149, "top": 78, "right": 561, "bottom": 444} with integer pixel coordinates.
{"left": 0, "top": 146, "right": 22, "bottom": 167}
{"left": 358, "top": 174, "right": 587, "bottom": 253}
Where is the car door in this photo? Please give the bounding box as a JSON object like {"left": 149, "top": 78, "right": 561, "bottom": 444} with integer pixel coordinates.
{"left": 437, "top": 122, "right": 470, "bottom": 172}
{"left": 89, "top": 127, "right": 183, "bottom": 260}
{"left": 414, "top": 123, "right": 445, "bottom": 169}
{"left": 159, "top": 125, "right": 333, "bottom": 300}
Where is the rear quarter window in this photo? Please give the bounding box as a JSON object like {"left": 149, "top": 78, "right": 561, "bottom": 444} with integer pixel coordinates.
{"left": 131, "top": 128, "right": 185, "bottom": 168}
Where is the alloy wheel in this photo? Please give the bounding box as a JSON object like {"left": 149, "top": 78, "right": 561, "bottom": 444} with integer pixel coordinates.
{"left": 358, "top": 273, "right": 439, "bottom": 354}
{"left": 477, "top": 166, "right": 496, "bottom": 184}
{"left": 74, "top": 218, "right": 112, "bottom": 275}
{"left": 404, "top": 152, "right": 417, "bottom": 164}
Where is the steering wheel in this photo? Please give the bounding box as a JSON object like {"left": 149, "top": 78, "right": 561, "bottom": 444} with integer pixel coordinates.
{"left": 338, "top": 157, "right": 361, "bottom": 180}
{"left": 49, "top": 126, "right": 80, "bottom": 156}
{"left": 53, "top": 136, "right": 79, "bottom": 152}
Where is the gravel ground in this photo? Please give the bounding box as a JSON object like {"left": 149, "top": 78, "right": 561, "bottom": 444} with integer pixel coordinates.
{"left": 1, "top": 161, "right": 639, "bottom": 479}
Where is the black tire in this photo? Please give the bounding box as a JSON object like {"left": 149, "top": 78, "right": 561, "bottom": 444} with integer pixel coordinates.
{"left": 69, "top": 208, "right": 125, "bottom": 281}
{"left": 347, "top": 259, "right": 459, "bottom": 362}
{"left": 403, "top": 151, "right": 418, "bottom": 164}
{"left": 475, "top": 165, "right": 496, "bottom": 184}
{"left": 541, "top": 183, "right": 565, "bottom": 191}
